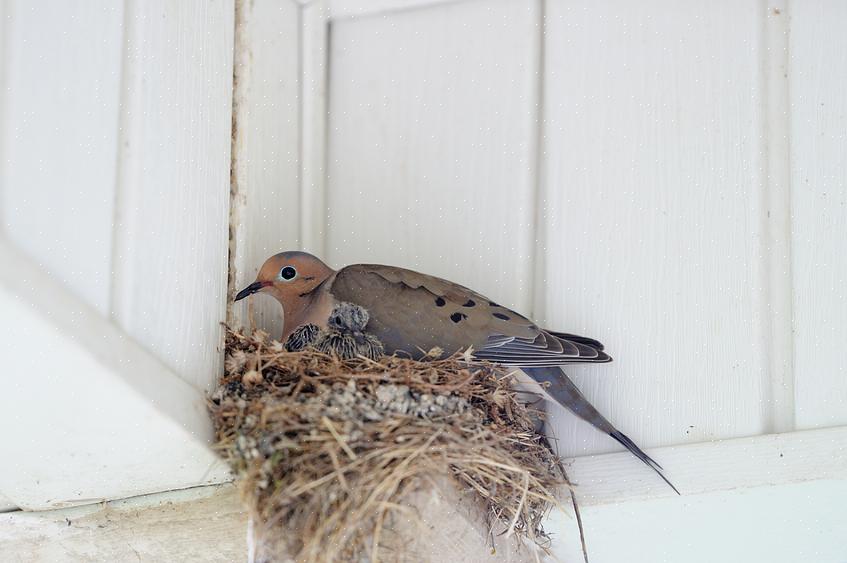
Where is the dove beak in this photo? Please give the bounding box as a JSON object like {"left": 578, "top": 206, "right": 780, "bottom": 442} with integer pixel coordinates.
{"left": 235, "top": 281, "right": 271, "bottom": 301}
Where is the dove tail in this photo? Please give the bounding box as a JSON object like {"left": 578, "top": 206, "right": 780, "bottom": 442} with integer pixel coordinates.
{"left": 523, "top": 366, "right": 679, "bottom": 495}
{"left": 609, "top": 430, "right": 680, "bottom": 495}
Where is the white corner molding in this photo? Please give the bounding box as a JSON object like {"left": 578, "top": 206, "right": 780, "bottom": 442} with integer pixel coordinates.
{"left": 0, "top": 238, "right": 231, "bottom": 510}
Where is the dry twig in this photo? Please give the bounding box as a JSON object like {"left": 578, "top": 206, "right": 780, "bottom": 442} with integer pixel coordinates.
{"left": 209, "top": 327, "right": 566, "bottom": 562}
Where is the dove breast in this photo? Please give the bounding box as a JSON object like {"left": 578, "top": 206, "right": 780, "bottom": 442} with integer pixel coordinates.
{"left": 326, "top": 264, "right": 610, "bottom": 365}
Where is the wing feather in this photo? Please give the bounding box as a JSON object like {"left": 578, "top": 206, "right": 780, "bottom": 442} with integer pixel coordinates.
{"left": 328, "top": 264, "right": 611, "bottom": 365}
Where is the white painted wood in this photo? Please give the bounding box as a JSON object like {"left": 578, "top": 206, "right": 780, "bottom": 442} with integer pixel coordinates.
{"left": 328, "top": 0, "right": 469, "bottom": 21}
{"left": 789, "top": 1, "right": 847, "bottom": 430}
{"left": 111, "top": 0, "right": 235, "bottom": 391}
{"left": 0, "top": 0, "right": 123, "bottom": 314}
{"left": 554, "top": 427, "right": 847, "bottom": 563}
{"left": 229, "top": 0, "right": 302, "bottom": 336}
{"left": 762, "top": 1, "right": 795, "bottom": 434}
{"left": 0, "top": 492, "right": 16, "bottom": 514}
{"left": 0, "top": 485, "right": 246, "bottom": 562}
{"left": 0, "top": 240, "right": 231, "bottom": 510}
{"left": 299, "top": 0, "right": 329, "bottom": 257}
{"left": 0, "top": 479, "right": 543, "bottom": 563}
{"left": 540, "top": 0, "right": 769, "bottom": 458}
{"left": 325, "top": 0, "right": 540, "bottom": 313}
{"left": 564, "top": 425, "right": 847, "bottom": 504}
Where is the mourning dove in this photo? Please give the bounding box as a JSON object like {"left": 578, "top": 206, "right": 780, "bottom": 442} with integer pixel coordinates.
{"left": 236, "top": 251, "right": 678, "bottom": 493}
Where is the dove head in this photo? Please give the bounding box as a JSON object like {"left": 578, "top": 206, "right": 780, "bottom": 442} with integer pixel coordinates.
{"left": 234, "top": 251, "right": 335, "bottom": 314}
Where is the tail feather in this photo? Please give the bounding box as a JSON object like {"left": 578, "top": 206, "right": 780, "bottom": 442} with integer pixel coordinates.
{"left": 523, "top": 366, "right": 679, "bottom": 495}
{"left": 609, "top": 430, "right": 680, "bottom": 495}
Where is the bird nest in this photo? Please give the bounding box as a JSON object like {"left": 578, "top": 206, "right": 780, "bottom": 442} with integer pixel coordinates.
{"left": 209, "top": 326, "right": 567, "bottom": 562}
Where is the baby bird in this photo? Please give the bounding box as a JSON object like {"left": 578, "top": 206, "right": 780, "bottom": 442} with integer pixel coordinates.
{"left": 284, "top": 323, "right": 321, "bottom": 352}
{"left": 284, "top": 302, "right": 384, "bottom": 361}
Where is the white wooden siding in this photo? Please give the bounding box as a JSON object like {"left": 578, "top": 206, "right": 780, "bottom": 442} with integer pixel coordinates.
{"left": 233, "top": 0, "right": 847, "bottom": 459}
{"left": 325, "top": 0, "right": 541, "bottom": 314}
{"left": 0, "top": 0, "right": 235, "bottom": 508}
{"left": 229, "top": 0, "right": 302, "bottom": 336}
{"left": 111, "top": 0, "right": 234, "bottom": 391}
{"left": 0, "top": 0, "right": 233, "bottom": 391}
{"left": 0, "top": 0, "right": 124, "bottom": 315}
{"left": 789, "top": 0, "right": 847, "bottom": 430}
{"left": 540, "top": 0, "right": 769, "bottom": 458}
{"left": 0, "top": 239, "right": 229, "bottom": 510}
{"left": 0, "top": 3, "right": 845, "bottom": 558}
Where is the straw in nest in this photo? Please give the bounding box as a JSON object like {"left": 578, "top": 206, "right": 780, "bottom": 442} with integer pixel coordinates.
{"left": 209, "top": 326, "right": 568, "bottom": 562}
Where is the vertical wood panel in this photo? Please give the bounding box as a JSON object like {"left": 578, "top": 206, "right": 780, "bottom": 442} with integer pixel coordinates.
{"left": 325, "top": 0, "right": 540, "bottom": 313}
{"left": 0, "top": 1, "right": 123, "bottom": 314}
{"left": 761, "top": 0, "right": 794, "bottom": 435}
{"left": 229, "top": 0, "right": 301, "bottom": 336}
{"left": 790, "top": 1, "right": 847, "bottom": 430}
{"left": 299, "top": 0, "right": 329, "bottom": 257}
{"left": 112, "top": 0, "right": 234, "bottom": 391}
{"left": 541, "top": 0, "right": 767, "bottom": 457}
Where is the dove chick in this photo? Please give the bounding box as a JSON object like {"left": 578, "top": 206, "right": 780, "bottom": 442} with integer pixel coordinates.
{"left": 283, "top": 303, "right": 384, "bottom": 360}
{"left": 235, "top": 251, "right": 678, "bottom": 494}
{"left": 314, "top": 302, "right": 385, "bottom": 360}
{"left": 284, "top": 323, "right": 321, "bottom": 352}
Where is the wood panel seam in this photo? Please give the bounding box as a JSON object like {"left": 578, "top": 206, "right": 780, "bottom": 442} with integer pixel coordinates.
{"left": 529, "top": 0, "right": 547, "bottom": 324}
{"left": 762, "top": 0, "right": 796, "bottom": 433}
{"left": 109, "top": 0, "right": 132, "bottom": 322}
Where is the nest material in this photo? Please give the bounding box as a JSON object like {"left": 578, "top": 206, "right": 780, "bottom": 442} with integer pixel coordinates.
{"left": 210, "top": 327, "right": 567, "bottom": 562}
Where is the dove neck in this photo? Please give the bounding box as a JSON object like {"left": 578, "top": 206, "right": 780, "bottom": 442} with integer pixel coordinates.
{"left": 280, "top": 287, "right": 334, "bottom": 342}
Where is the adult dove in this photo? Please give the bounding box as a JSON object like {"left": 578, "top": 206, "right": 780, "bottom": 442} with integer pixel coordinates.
{"left": 235, "top": 251, "right": 678, "bottom": 493}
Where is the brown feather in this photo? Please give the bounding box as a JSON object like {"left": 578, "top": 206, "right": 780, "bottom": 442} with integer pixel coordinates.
{"left": 327, "top": 264, "right": 609, "bottom": 364}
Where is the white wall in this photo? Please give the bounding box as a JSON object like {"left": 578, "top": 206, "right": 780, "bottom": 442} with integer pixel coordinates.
{"left": 0, "top": 0, "right": 235, "bottom": 510}
{"left": 0, "top": 0, "right": 233, "bottom": 391}
{"left": 232, "top": 0, "right": 844, "bottom": 459}
{"left": 1, "top": 1, "right": 845, "bottom": 558}
{"left": 789, "top": 0, "right": 847, "bottom": 431}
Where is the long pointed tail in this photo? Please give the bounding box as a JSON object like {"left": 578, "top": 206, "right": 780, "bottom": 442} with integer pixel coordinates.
{"left": 524, "top": 366, "right": 679, "bottom": 495}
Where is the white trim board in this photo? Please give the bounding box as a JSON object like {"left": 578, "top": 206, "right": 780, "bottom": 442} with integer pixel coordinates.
{"left": 326, "top": 0, "right": 474, "bottom": 21}
{"left": 552, "top": 425, "right": 847, "bottom": 563}
{"left": 2, "top": 428, "right": 844, "bottom": 562}
{"left": 0, "top": 493, "right": 16, "bottom": 514}
{"left": 0, "top": 484, "right": 246, "bottom": 562}
{"left": 0, "top": 239, "right": 231, "bottom": 510}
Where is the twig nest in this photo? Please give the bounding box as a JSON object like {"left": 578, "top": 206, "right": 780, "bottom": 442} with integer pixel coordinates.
{"left": 210, "top": 327, "right": 565, "bottom": 563}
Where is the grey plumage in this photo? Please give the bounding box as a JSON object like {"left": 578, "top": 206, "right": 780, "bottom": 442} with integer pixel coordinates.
{"left": 327, "top": 301, "right": 370, "bottom": 332}
{"left": 284, "top": 323, "right": 321, "bottom": 352}
{"left": 285, "top": 303, "right": 384, "bottom": 361}
{"left": 314, "top": 330, "right": 384, "bottom": 361}
{"left": 524, "top": 366, "right": 679, "bottom": 495}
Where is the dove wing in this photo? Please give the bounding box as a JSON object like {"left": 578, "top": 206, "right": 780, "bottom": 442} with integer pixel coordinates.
{"left": 327, "top": 264, "right": 610, "bottom": 365}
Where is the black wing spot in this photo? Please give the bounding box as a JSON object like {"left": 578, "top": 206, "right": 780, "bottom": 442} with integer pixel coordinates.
{"left": 435, "top": 297, "right": 446, "bottom": 307}
{"left": 450, "top": 312, "right": 467, "bottom": 323}
{"left": 493, "top": 312, "right": 511, "bottom": 321}
{"left": 463, "top": 299, "right": 475, "bottom": 307}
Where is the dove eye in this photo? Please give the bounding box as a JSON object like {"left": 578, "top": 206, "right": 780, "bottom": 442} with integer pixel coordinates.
{"left": 279, "top": 266, "right": 297, "bottom": 281}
